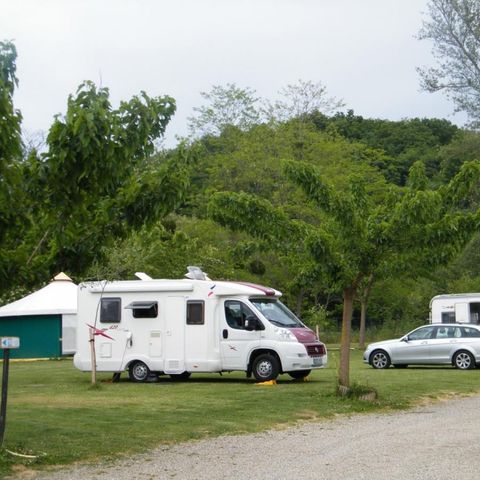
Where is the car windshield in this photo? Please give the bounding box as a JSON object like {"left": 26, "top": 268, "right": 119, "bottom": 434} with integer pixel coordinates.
{"left": 250, "top": 298, "right": 303, "bottom": 328}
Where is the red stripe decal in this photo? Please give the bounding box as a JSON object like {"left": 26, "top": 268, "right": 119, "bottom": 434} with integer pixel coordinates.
{"left": 234, "top": 282, "right": 276, "bottom": 296}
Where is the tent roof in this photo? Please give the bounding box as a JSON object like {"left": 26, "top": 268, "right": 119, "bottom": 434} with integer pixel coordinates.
{"left": 0, "top": 273, "right": 77, "bottom": 317}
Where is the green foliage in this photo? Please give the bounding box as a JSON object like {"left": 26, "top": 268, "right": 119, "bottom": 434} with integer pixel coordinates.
{"left": 0, "top": 40, "right": 27, "bottom": 287}
{"left": 42, "top": 81, "right": 175, "bottom": 211}
{"left": 0, "top": 41, "right": 22, "bottom": 165}
{"left": 85, "top": 216, "right": 256, "bottom": 284}
{"left": 310, "top": 110, "right": 458, "bottom": 184}
{"left": 438, "top": 130, "right": 480, "bottom": 181}
{"left": 303, "top": 304, "right": 334, "bottom": 331}
{"left": 0, "top": 42, "right": 187, "bottom": 295}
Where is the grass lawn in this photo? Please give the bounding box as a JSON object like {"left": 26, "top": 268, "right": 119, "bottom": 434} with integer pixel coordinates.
{"left": 1, "top": 348, "right": 480, "bottom": 475}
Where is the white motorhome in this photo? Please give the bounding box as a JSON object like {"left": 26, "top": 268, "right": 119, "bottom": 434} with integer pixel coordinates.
{"left": 430, "top": 293, "right": 480, "bottom": 325}
{"left": 74, "top": 268, "right": 327, "bottom": 382}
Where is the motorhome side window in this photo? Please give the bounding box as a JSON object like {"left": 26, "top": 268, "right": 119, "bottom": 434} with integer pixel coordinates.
{"left": 125, "top": 301, "right": 158, "bottom": 318}
{"left": 441, "top": 312, "right": 456, "bottom": 323}
{"left": 100, "top": 298, "right": 121, "bottom": 323}
{"left": 187, "top": 300, "right": 204, "bottom": 325}
{"left": 224, "top": 301, "right": 258, "bottom": 330}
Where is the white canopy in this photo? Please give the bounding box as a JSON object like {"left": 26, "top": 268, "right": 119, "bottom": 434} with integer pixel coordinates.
{"left": 0, "top": 273, "right": 77, "bottom": 317}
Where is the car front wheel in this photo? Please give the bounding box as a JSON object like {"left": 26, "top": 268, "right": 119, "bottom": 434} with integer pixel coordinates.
{"left": 370, "top": 350, "right": 391, "bottom": 369}
{"left": 453, "top": 351, "right": 475, "bottom": 370}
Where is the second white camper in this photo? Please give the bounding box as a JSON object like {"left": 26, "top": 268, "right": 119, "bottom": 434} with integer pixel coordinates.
{"left": 74, "top": 268, "right": 327, "bottom": 382}
{"left": 430, "top": 293, "right": 480, "bottom": 324}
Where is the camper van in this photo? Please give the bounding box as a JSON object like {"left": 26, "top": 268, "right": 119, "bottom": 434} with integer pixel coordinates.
{"left": 430, "top": 293, "right": 480, "bottom": 325}
{"left": 73, "top": 268, "right": 327, "bottom": 382}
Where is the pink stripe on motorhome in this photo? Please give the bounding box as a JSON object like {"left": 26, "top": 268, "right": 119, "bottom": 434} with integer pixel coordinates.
{"left": 234, "top": 282, "right": 276, "bottom": 296}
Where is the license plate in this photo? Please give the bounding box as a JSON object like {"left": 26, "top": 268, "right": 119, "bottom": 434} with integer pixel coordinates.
{"left": 313, "top": 357, "right": 323, "bottom": 366}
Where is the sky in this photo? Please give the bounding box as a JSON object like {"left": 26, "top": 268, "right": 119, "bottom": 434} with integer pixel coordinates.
{"left": 1, "top": 0, "right": 466, "bottom": 147}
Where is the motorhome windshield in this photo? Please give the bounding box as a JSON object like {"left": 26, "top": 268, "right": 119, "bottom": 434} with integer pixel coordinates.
{"left": 250, "top": 298, "right": 304, "bottom": 328}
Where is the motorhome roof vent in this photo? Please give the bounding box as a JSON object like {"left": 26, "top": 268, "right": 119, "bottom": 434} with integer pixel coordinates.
{"left": 185, "top": 266, "right": 209, "bottom": 281}
{"left": 135, "top": 272, "right": 153, "bottom": 281}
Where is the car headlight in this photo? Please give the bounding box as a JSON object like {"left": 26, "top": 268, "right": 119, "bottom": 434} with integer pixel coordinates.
{"left": 274, "top": 327, "right": 296, "bottom": 342}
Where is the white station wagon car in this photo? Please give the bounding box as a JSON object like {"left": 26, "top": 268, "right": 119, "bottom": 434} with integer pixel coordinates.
{"left": 363, "top": 324, "right": 480, "bottom": 370}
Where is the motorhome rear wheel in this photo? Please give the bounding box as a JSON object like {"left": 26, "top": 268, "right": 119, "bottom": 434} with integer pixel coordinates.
{"left": 129, "top": 360, "right": 150, "bottom": 382}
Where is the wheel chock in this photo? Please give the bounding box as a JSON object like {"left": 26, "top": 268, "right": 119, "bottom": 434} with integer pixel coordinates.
{"left": 255, "top": 380, "right": 277, "bottom": 386}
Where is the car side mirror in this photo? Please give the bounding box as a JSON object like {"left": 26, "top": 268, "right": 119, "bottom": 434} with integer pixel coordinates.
{"left": 401, "top": 336, "right": 409, "bottom": 343}
{"left": 245, "top": 316, "right": 263, "bottom": 331}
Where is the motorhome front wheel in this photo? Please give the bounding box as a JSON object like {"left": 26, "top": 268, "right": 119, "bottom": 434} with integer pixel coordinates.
{"left": 252, "top": 353, "right": 280, "bottom": 381}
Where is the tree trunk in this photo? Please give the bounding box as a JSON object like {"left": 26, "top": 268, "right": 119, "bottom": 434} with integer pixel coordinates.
{"left": 358, "top": 274, "right": 373, "bottom": 350}
{"left": 339, "top": 286, "right": 355, "bottom": 388}
{"left": 359, "top": 300, "right": 367, "bottom": 349}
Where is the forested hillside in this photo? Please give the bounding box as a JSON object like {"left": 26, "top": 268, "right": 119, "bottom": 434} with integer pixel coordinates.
{"left": 2, "top": 40, "right": 480, "bottom": 348}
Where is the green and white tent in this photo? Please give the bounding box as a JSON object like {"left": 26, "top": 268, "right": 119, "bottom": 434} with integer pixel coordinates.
{"left": 0, "top": 273, "right": 77, "bottom": 358}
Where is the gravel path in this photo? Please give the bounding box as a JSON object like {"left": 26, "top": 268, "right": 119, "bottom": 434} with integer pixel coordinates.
{"left": 33, "top": 394, "right": 480, "bottom": 480}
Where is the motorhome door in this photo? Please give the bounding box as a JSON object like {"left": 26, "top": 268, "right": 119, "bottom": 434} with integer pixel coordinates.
{"left": 221, "top": 300, "right": 262, "bottom": 370}
{"left": 455, "top": 302, "right": 469, "bottom": 323}
{"left": 94, "top": 296, "right": 131, "bottom": 371}
{"left": 164, "top": 296, "right": 186, "bottom": 374}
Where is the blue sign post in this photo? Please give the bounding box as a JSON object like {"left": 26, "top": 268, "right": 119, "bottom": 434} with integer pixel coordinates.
{"left": 0, "top": 337, "right": 20, "bottom": 446}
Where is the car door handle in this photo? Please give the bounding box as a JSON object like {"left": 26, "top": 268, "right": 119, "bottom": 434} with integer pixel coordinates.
{"left": 421, "top": 341, "right": 428, "bottom": 345}
{"left": 223, "top": 329, "right": 228, "bottom": 339}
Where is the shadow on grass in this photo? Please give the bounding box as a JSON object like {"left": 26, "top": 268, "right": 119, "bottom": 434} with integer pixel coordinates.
{"left": 103, "top": 374, "right": 327, "bottom": 385}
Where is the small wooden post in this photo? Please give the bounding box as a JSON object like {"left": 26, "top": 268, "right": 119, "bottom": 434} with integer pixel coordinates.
{"left": 89, "top": 328, "right": 97, "bottom": 386}
{"left": 0, "top": 337, "right": 20, "bottom": 446}
{"left": 316, "top": 324, "right": 320, "bottom": 339}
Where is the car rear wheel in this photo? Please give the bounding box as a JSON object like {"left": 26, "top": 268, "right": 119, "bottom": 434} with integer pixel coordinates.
{"left": 453, "top": 350, "right": 475, "bottom": 370}
{"left": 370, "top": 350, "right": 391, "bottom": 369}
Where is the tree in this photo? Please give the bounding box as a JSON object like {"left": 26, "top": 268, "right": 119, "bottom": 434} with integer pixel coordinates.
{"left": 0, "top": 68, "right": 188, "bottom": 293}
{"left": 264, "top": 79, "right": 344, "bottom": 123}
{"left": 209, "top": 158, "right": 480, "bottom": 388}
{"left": 310, "top": 111, "right": 459, "bottom": 185}
{"left": 357, "top": 274, "right": 374, "bottom": 349}
{"left": 418, "top": 0, "right": 480, "bottom": 125}
{"left": 188, "top": 84, "right": 261, "bottom": 137}
{"left": 0, "top": 40, "right": 27, "bottom": 286}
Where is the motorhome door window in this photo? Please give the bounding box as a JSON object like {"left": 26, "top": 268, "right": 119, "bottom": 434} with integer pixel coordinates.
{"left": 224, "top": 301, "right": 259, "bottom": 330}
{"left": 187, "top": 300, "right": 205, "bottom": 325}
{"left": 125, "top": 301, "right": 158, "bottom": 318}
{"left": 100, "top": 298, "right": 121, "bottom": 323}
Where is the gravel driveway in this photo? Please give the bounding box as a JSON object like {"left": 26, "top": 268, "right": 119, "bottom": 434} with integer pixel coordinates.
{"left": 32, "top": 394, "right": 480, "bottom": 480}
